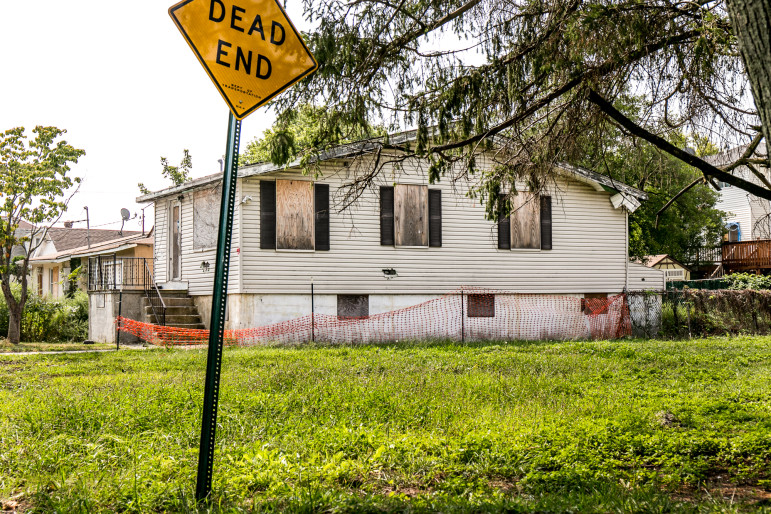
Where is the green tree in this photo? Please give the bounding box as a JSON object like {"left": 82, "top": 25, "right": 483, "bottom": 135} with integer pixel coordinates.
{"left": 138, "top": 149, "right": 192, "bottom": 195}
{"left": 279, "top": 0, "right": 769, "bottom": 211}
{"left": 570, "top": 96, "right": 726, "bottom": 260}
{"left": 0, "top": 126, "right": 84, "bottom": 344}
{"left": 240, "top": 104, "right": 385, "bottom": 168}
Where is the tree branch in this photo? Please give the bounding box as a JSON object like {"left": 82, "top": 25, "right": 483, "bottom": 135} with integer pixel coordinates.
{"left": 429, "top": 29, "right": 701, "bottom": 154}
{"left": 587, "top": 89, "right": 771, "bottom": 201}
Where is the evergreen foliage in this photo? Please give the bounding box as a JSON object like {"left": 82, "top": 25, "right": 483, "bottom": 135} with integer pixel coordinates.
{"left": 276, "top": 0, "right": 767, "bottom": 214}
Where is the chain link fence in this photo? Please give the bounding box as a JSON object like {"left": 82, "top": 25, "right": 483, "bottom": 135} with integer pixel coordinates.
{"left": 628, "top": 289, "right": 771, "bottom": 338}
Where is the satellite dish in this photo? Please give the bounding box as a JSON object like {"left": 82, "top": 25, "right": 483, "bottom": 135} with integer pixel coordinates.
{"left": 119, "top": 208, "right": 131, "bottom": 235}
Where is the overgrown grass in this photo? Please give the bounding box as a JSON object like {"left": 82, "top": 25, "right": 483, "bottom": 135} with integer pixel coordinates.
{"left": 2, "top": 337, "right": 771, "bottom": 512}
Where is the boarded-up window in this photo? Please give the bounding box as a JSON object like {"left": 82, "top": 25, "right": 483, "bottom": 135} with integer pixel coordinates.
{"left": 276, "top": 180, "right": 314, "bottom": 250}
{"left": 510, "top": 192, "right": 541, "bottom": 249}
{"left": 468, "top": 294, "right": 495, "bottom": 317}
{"left": 337, "top": 294, "right": 369, "bottom": 318}
{"left": 394, "top": 184, "right": 428, "bottom": 247}
{"left": 193, "top": 185, "right": 220, "bottom": 249}
{"left": 582, "top": 293, "right": 608, "bottom": 315}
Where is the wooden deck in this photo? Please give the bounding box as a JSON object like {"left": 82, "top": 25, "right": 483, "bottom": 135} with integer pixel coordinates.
{"left": 722, "top": 240, "right": 771, "bottom": 273}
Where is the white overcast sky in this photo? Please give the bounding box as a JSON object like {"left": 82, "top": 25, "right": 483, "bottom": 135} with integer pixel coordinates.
{"left": 0, "top": 0, "right": 313, "bottom": 232}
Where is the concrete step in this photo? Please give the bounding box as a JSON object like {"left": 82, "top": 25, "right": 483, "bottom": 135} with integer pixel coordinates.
{"left": 157, "top": 322, "right": 206, "bottom": 330}
{"left": 144, "top": 304, "right": 198, "bottom": 316}
{"left": 145, "top": 310, "right": 201, "bottom": 325}
{"left": 142, "top": 297, "right": 195, "bottom": 308}
{"left": 145, "top": 314, "right": 206, "bottom": 329}
{"left": 156, "top": 290, "right": 193, "bottom": 298}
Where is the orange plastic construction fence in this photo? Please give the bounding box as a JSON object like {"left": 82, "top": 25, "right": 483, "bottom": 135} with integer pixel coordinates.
{"left": 117, "top": 290, "right": 631, "bottom": 346}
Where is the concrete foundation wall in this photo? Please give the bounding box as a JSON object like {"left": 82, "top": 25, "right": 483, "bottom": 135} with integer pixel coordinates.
{"left": 192, "top": 292, "right": 585, "bottom": 331}
{"left": 88, "top": 291, "right": 145, "bottom": 344}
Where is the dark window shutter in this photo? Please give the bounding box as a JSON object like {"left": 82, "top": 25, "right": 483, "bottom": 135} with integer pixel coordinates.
{"left": 497, "top": 194, "right": 510, "bottom": 249}
{"left": 380, "top": 186, "right": 394, "bottom": 246}
{"left": 428, "top": 189, "right": 442, "bottom": 247}
{"left": 540, "top": 195, "right": 552, "bottom": 250}
{"left": 260, "top": 181, "right": 276, "bottom": 250}
{"left": 314, "top": 183, "right": 330, "bottom": 251}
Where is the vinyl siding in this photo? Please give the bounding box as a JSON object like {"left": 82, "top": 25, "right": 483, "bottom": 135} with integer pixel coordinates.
{"left": 716, "top": 177, "right": 752, "bottom": 240}
{"left": 628, "top": 262, "right": 666, "bottom": 290}
{"left": 232, "top": 157, "right": 633, "bottom": 295}
{"left": 153, "top": 202, "right": 167, "bottom": 283}
{"left": 152, "top": 180, "right": 241, "bottom": 293}
{"left": 715, "top": 165, "right": 771, "bottom": 241}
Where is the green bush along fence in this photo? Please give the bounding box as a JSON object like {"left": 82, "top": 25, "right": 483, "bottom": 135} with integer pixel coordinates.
{"left": 629, "top": 289, "right": 771, "bottom": 339}
{"left": 0, "top": 287, "right": 88, "bottom": 342}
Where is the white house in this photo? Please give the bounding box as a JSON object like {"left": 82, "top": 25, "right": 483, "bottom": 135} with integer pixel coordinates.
{"left": 712, "top": 142, "right": 771, "bottom": 242}
{"left": 28, "top": 228, "right": 143, "bottom": 298}
{"left": 135, "top": 137, "right": 664, "bottom": 341}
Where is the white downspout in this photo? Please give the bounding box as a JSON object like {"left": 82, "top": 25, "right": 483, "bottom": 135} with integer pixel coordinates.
{"left": 625, "top": 209, "right": 629, "bottom": 291}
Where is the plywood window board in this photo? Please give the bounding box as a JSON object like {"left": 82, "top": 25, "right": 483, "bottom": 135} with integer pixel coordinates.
{"left": 394, "top": 184, "right": 428, "bottom": 247}
{"left": 337, "top": 294, "right": 369, "bottom": 318}
{"left": 468, "top": 294, "right": 495, "bottom": 317}
{"left": 276, "top": 179, "right": 314, "bottom": 250}
{"left": 193, "top": 185, "right": 220, "bottom": 250}
{"left": 510, "top": 192, "right": 541, "bottom": 249}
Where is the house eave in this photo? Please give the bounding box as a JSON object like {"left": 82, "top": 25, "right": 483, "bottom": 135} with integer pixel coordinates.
{"left": 136, "top": 129, "right": 646, "bottom": 202}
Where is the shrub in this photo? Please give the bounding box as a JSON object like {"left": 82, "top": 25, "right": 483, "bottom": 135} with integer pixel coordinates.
{"left": 0, "top": 288, "right": 88, "bottom": 342}
{"left": 724, "top": 272, "right": 771, "bottom": 290}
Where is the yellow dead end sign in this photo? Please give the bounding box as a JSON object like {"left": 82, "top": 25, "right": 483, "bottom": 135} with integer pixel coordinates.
{"left": 169, "top": 0, "right": 318, "bottom": 120}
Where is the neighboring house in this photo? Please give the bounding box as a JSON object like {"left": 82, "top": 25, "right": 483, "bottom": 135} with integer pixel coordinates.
{"left": 711, "top": 142, "right": 771, "bottom": 242}
{"left": 134, "top": 133, "right": 664, "bottom": 342}
{"left": 643, "top": 254, "right": 691, "bottom": 282}
{"left": 707, "top": 143, "right": 771, "bottom": 274}
{"left": 10, "top": 220, "right": 34, "bottom": 261}
{"left": 29, "top": 228, "right": 143, "bottom": 298}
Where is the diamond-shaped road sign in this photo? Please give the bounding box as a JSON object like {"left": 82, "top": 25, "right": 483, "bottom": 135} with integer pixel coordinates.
{"left": 169, "top": 0, "right": 318, "bottom": 120}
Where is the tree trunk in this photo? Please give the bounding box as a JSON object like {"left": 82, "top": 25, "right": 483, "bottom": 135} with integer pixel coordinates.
{"left": 727, "top": 0, "right": 771, "bottom": 168}
{"left": 7, "top": 304, "right": 22, "bottom": 344}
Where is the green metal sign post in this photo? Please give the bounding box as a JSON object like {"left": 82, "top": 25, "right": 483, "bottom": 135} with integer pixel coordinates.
{"left": 167, "top": 0, "right": 318, "bottom": 502}
{"left": 195, "top": 112, "right": 241, "bottom": 502}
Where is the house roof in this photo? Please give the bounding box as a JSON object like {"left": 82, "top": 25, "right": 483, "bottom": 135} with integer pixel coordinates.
{"left": 705, "top": 141, "right": 768, "bottom": 168}
{"left": 136, "top": 130, "right": 647, "bottom": 202}
{"left": 642, "top": 254, "right": 691, "bottom": 271}
{"left": 30, "top": 231, "right": 152, "bottom": 264}
{"left": 46, "top": 227, "right": 141, "bottom": 252}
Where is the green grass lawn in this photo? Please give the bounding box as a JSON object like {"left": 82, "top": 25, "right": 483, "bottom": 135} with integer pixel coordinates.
{"left": 1, "top": 337, "right": 771, "bottom": 512}
{"left": 0, "top": 340, "right": 116, "bottom": 353}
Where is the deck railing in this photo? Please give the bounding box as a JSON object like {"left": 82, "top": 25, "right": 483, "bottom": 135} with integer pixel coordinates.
{"left": 722, "top": 239, "right": 771, "bottom": 273}
{"left": 88, "top": 256, "right": 152, "bottom": 291}
{"left": 87, "top": 256, "right": 166, "bottom": 326}
{"left": 143, "top": 259, "right": 166, "bottom": 326}
{"left": 682, "top": 246, "right": 722, "bottom": 267}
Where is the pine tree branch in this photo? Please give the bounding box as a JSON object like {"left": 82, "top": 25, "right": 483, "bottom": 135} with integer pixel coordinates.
{"left": 587, "top": 89, "right": 771, "bottom": 201}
